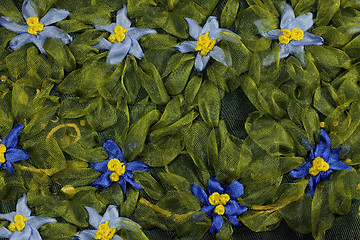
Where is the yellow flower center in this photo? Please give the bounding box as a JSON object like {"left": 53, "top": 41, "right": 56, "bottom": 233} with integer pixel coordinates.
{"left": 0, "top": 144, "right": 7, "bottom": 163}
{"left": 95, "top": 221, "right": 116, "bottom": 240}
{"left": 8, "top": 214, "right": 27, "bottom": 232}
{"left": 194, "top": 32, "right": 216, "bottom": 56}
{"left": 108, "top": 26, "right": 127, "bottom": 43}
{"left": 27, "top": 16, "right": 44, "bottom": 35}
{"left": 308, "top": 157, "right": 330, "bottom": 176}
{"left": 208, "top": 192, "right": 230, "bottom": 216}
{"left": 278, "top": 28, "right": 304, "bottom": 44}
{"left": 107, "top": 159, "right": 126, "bottom": 182}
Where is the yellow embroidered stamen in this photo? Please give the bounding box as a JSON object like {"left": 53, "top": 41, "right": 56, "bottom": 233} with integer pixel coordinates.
{"left": 194, "top": 32, "right": 216, "bottom": 56}
{"left": 94, "top": 221, "right": 116, "bottom": 240}
{"left": 208, "top": 192, "right": 230, "bottom": 206}
{"left": 0, "top": 144, "right": 7, "bottom": 163}
{"left": 8, "top": 214, "right": 27, "bottom": 232}
{"left": 320, "top": 122, "right": 325, "bottom": 128}
{"left": 26, "top": 17, "right": 44, "bottom": 35}
{"left": 214, "top": 205, "right": 225, "bottom": 215}
{"left": 107, "top": 159, "right": 126, "bottom": 182}
{"left": 278, "top": 28, "right": 304, "bottom": 44}
{"left": 309, "top": 157, "right": 329, "bottom": 176}
{"left": 108, "top": 26, "right": 127, "bottom": 43}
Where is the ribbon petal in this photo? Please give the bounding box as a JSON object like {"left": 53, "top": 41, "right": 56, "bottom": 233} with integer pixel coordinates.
{"left": 1, "top": 124, "right": 24, "bottom": 148}
{"left": 40, "top": 8, "right": 70, "bottom": 26}
{"left": 185, "top": 17, "right": 202, "bottom": 39}
{"left": 191, "top": 185, "right": 209, "bottom": 205}
{"left": 116, "top": 6, "right": 131, "bottom": 29}
{"left": 106, "top": 37, "right": 131, "bottom": 64}
{"left": 0, "top": 17, "right": 28, "bottom": 33}
{"left": 22, "top": 0, "right": 39, "bottom": 20}
{"left": 5, "top": 148, "right": 29, "bottom": 163}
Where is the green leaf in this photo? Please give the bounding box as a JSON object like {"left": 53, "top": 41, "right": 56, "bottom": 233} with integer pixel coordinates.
{"left": 301, "top": 106, "right": 320, "bottom": 146}
{"left": 198, "top": 81, "right": 222, "bottom": 128}
{"left": 85, "top": 97, "right": 117, "bottom": 131}
{"left": 121, "top": 56, "right": 142, "bottom": 104}
{"left": 140, "top": 34, "right": 178, "bottom": 50}
{"left": 69, "top": 7, "right": 111, "bottom": 25}
{"left": 315, "top": 0, "right": 340, "bottom": 26}
{"left": 118, "top": 220, "right": 149, "bottom": 240}
{"left": 164, "top": 56, "right": 194, "bottom": 95}
{"left": 133, "top": 172, "right": 165, "bottom": 200}
{"left": 0, "top": 0, "right": 24, "bottom": 24}
{"left": 92, "top": 0, "right": 127, "bottom": 12}
{"left": 62, "top": 202, "right": 89, "bottom": 228}
{"left": 43, "top": 38, "right": 76, "bottom": 72}
{"left": 329, "top": 170, "right": 353, "bottom": 215}
{"left": 56, "top": 19, "right": 93, "bottom": 33}
{"left": 220, "top": 0, "right": 240, "bottom": 28}
{"left": 40, "top": 222, "right": 78, "bottom": 239}
{"left": 216, "top": 218, "right": 233, "bottom": 240}
{"left": 240, "top": 210, "right": 282, "bottom": 232}
{"left": 313, "top": 83, "right": 340, "bottom": 116}
{"left": 184, "top": 76, "right": 202, "bottom": 110}
{"left": 51, "top": 168, "right": 101, "bottom": 187}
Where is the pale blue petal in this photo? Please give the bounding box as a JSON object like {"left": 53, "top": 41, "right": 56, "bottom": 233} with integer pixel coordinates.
{"left": 30, "top": 36, "right": 47, "bottom": 55}
{"left": 0, "top": 16, "right": 28, "bottom": 33}
{"left": 288, "top": 13, "right": 314, "bottom": 31}
{"left": 16, "top": 194, "right": 31, "bottom": 217}
{"left": 279, "top": 44, "right": 289, "bottom": 59}
{"left": 75, "top": 230, "right": 96, "bottom": 240}
{"left": 288, "top": 44, "right": 305, "bottom": 55}
{"left": 127, "top": 27, "right": 157, "bottom": 41}
{"left": 84, "top": 206, "right": 102, "bottom": 228}
{"left": 194, "top": 52, "right": 210, "bottom": 72}
{"left": 201, "top": 16, "right": 219, "bottom": 35}
{"left": 102, "top": 205, "right": 119, "bottom": 223}
{"left": 107, "top": 36, "right": 131, "bottom": 64}
{"left": 209, "top": 46, "right": 230, "bottom": 66}
{"left": 174, "top": 41, "right": 196, "bottom": 53}
{"left": 10, "top": 224, "right": 31, "bottom": 240}
{"left": 94, "top": 23, "right": 117, "bottom": 33}
{"left": 185, "top": 17, "right": 202, "bottom": 39}
{"left": 0, "top": 227, "right": 12, "bottom": 238}
{"left": 9, "top": 34, "right": 33, "bottom": 51}
{"left": 40, "top": 26, "right": 72, "bottom": 44}
{"left": 291, "top": 32, "right": 324, "bottom": 46}
{"left": 27, "top": 216, "right": 56, "bottom": 229}
{"left": 93, "top": 38, "right": 112, "bottom": 50}
{"left": 128, "top": 37, "right": 144, "bottom": 59}
{"left": 40, "top": 8, "right": 70, "bottom": 26}
{"left": 113, "top": 235, "right": 123, "bottom": 240}
{"left": 280, "top": 3, "right": 295, "bottom": 29}
{"left": 116, "top": 6, "right": 131, "bottom": 29}
{"left": 0, "top": 212, "right": 16, "bottom": 221}
{"left": 22, "top": 0, "right": 39, "bottom": 20}
{"left": 263, "top": 29, "right": 282, "bottom": 40}
{"left": 28, "top": 226, "right": 42, "bottom": 240}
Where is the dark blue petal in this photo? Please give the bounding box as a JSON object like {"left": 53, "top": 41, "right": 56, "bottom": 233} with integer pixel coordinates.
{"left": 224, "top": 180, "right": 244, "bottom": 199}
{"left": 40, "top": 26, "right": 72, "bottom": 44}
{"left": 191, "top": 185, "right": 209, "bottom": 205}
{"left": 194, "top": 53, "right": 210, "bottom": 72}
{"left": 263, "top": 29, "right": 282, "bottom": 40}
{"left": 124, "top": 175, "right": 143, "bottom": 190}
{"left": 314, "top": 129, "right": 331, "bottom": 159}
{"left": 3, "top": 162, "right": 14, "bottom": 172}
{"left": 209, "top": 214, "right": 223, "bottom": 234}
{"left": 40, "top": 8, "right": 70, "bottom": 26}
{"left": 200, "top": 16, "right": 219, "bottom": 36}
{"left": 0, "top": 16, "right": 28, "bottom": 33}
{"left": 291, "top": 32, "right": 323, "bottom": 46}
{"left": 5, "top": 148, "right": 29, "bottom": 163}
{"left": 327, "top": 146, "right": 341, "bottom": 165}
{"left": 116, "top": 6, "right": 131, "bottom": 28}
{"left": 288, "top": 13, "right": 314, "bottom": 31}
{"left": 107, "top": 37, "right": 131, "bottom": 64}
{"left": 208, "top": 46, "right": 230, "bottom": 67}
{"left": 308, "top": 175, "right": 320, "bottom": 197}
{"left": 126, "top": 161, "right": 149, "bottom": 172}
{"left": 103, "top": 139, "right": 125, "bottom": 162}
{"left": 227, "top": 215, "right": 241, "bottom": 227}
{"left": 280, "top": 3, "right": 295, "bottom": 29}
{"left": 309, "top": 148, "right": 315, "bottom": 160}
{"left": 128, "top": 37, "right": 144, "bottom": 59}
{"left": 279, "top": 44, "right": 290, "bottom": 59}
{"left": 9, "top": 33, "right": 33, "bottom": 51}
{"left": 127, "top": 27, "right": 156, "bottom": 41}
{"left": 319, "top": 170, "right": 332, "bottom": 181}
{"left": 92, "top": 172, "right": 112, "bottom": 189}
{"left": 184, "top": 17, "right": 202, "bottom": 39}
{"left": 301, "top": 139, "right": 314, "bottom": 151}
{"left": 1, "top": 124, "right": 24, "bottom": 148}
{"left": 174, "top": 41, "right": 197, "bottom": 53}
{"left": 289, "top": 162, "right": 312, "bottom": 178}
{"left": 90, "top": 160, "right": 109, "bottom": 173}
{"left": 329, "top": 160, "right": 351, "bottom": 171}
{"left": 199, "top": 205, "right": 215, "bottom": 217}
{"left": 225, "top": 200, "right": 248, "bottom": 216}
{"left": 94, "top": 23, "right": 117, "bottom": 33}
{"left": 118, "top": 178, "right": 127, "bottom": 201}
{"left": 93, "top": 38, "right": 112, "bottom": 50}
{"left": 22, "top": 0, "right": 38, "bottom": 20}
{"left": 208, "top": 176, "right": 224, "bottom": 195}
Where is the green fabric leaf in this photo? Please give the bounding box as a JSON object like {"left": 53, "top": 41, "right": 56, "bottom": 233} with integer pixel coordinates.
{"left": 51, "top": 168, "right": 101, "bottom": 187}
{"left": 140, "top": 34, "right": 178, "bottom": 50}
{"left": 164, "top": 56, "right": 194, "bottom": 95}
{"left": 220, "top": 0, "right": 240, "bottom": 28}
{"left": 69, "top": 6, "right": 111, "bottom": 25}
{"left": 184, "top": 76, "right": 202, "bottom": 110}
{"left": 40, "top": 222, "right": 78, "bottom": 239}
{"left": 329, "top": 170, "right": 353, "bottom": 215}
{"left": 85, "top": 97, "right": 117, "bottom": 131}
{"left": 134, "top": 172, "right": 165, "bottom": 200}
{"left": 56, "top": 19, "right": 93, "bottom": 33}
{"left": 198, "top": 81, "right": 222, "bottom": 128}
{"left": 43, "top": 38, "right": 76, "bottom": 72}
{"left": 315, "top": 0, "right": 340, "bottom": 26}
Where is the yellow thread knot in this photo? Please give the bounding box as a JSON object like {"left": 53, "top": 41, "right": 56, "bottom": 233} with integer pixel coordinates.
{"left": 208, "top": 192, "right": 230, "bottom": 206}
{"left": 94, "top": 221, "right": 116, "bottom": 240}
{"left": 108, "top": 26, "right": 127, "bottom": 43}
{"left": 27, "top": 16, "right": 44, "bottom": 35}
{"left": 194, "top": 32, "right": 216, "bottom": 56}
{"left": 320, "top": 122, "right": 325, "bottom": 128}
{"left": 332, "top": 120, "right": 339, "bottom": 127}
{"left": 0, "top": 75, "right": 7, "bottom": 82}
{"left": 214, "top": 205, "right": 225, "bottom": 215}
{"left": 309, "top": 157, "right": 329, "bottom": 176}
{"left": 8, "top": 214, "right": 27, "bottom": 232}
{"left": 278, "top": 28, "right": 304, "bottom": 44}
{"left": 0, "top": 144, "right": 7, "bottom": 164}
{"left": 107, "top": 159, "right": 126, "bottom": 182}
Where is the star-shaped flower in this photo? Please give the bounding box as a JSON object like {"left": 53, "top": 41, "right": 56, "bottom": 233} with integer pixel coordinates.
{"left": 174, "top": 17, "right": 237, "bottom": 72}
{"left": 262, "top": 3, "right": 324, "bottom": 59}
{"left": 0, "top": 194, "right": 56, "bottom": 240}
{"left": 90, "top": 139, "right": 149, "bottom": 200}
{"left": 290, "top": 129, "right": 352, "bottom": 196}
{"left": 0, "top": 124, "right": 29, "bottom": 172}
{"left": 191, "top": 176, "right": 248, "bottom": 234}
{"left": 0, "top": 0, "right": 72, "bottom": 55}
{"left": 93, "top": 5, "right": 157, "bottom": 64}
{"left": 75, "top": 205, "right": 142, "bottom": 240}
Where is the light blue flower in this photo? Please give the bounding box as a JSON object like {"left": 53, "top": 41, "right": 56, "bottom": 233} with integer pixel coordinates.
{"left": 263, "top": 3, "right": 324, "bottom": 59}
{"left": 174, "top": 17, "right": 238, "bottom": 72}
{"left": 93, "top": 5, "right": 157, "bottom": 64}
{"left": 0, "top": 194, "right": 56, "bottom": 240}
{"left": 75, "top": 205, "right": 142, "bottom": 240}
{"left": 0, "top": 0, "right": 72, "bottom": 55}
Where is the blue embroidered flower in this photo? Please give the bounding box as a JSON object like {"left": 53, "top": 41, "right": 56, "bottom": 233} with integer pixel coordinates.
{"left": 191, "top": 176, "right": 248, "bottom": 234}
{"left": 75, "top": 205, "right": 141, "bottom": 240}
{"left": 0, "top": 194, "right": 56, "bottom": 240}
{"left": 290, "top": 129, "right": 352, "bottom": 197}
{"left": 90, "top": 139, "right": 149, "bottom": 200}
{"left": 0, "top": 124, "right": 29, "bottom": 172}
{"left": 263, "top": 3, "right": 323, "bottom": 59}
{"left": 93, "top": 5, "right": 157, "bottom": 64}
{"left": 0, "top": 0, "right": 72, "bottom": 55}
{"left": 174, "top": 17, "right": 237, "bottom": 72}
